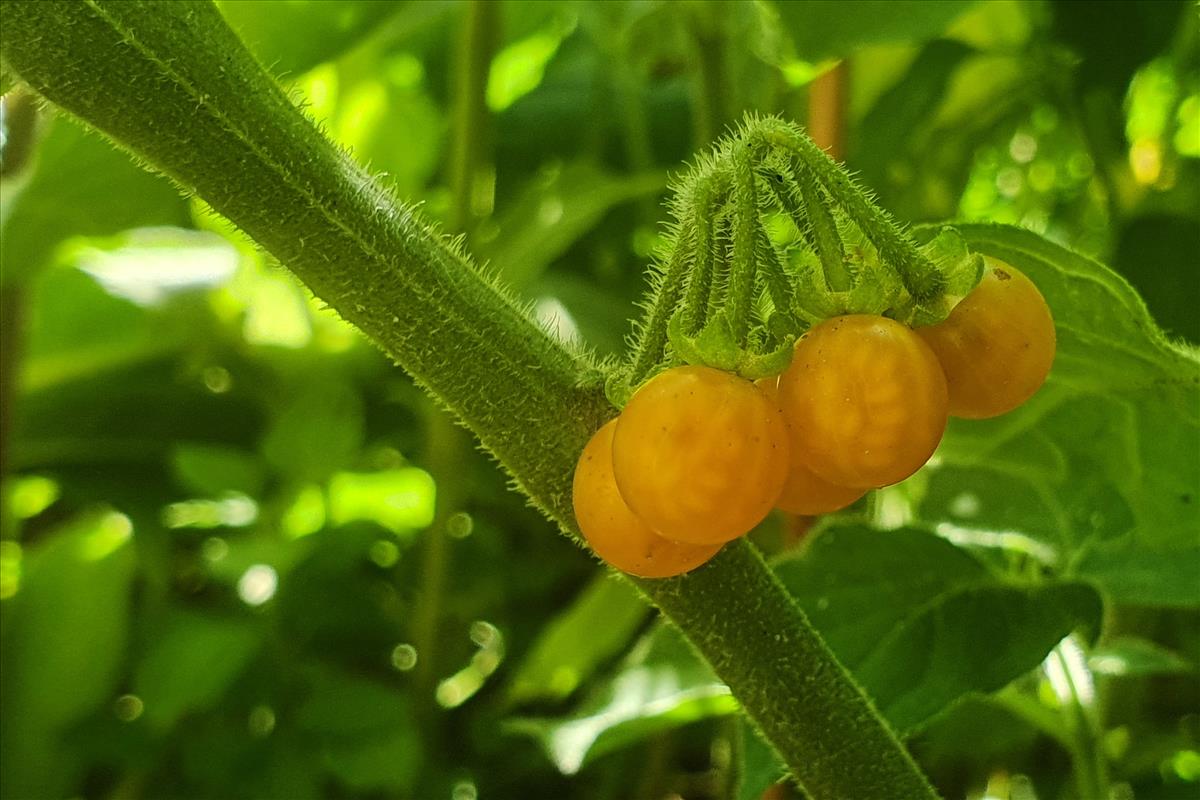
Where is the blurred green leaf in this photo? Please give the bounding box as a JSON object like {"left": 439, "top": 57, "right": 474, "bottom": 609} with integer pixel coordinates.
{"left": 171, "top": 443, "right": 266, "bottom": 497}
{"left": 1089, "top": 637, "right": 1195, "bottom": 678}
{"left": 920, "top": 224, "right": 1200, "bottom": 606}
{"left": 328, "top": 468, "right": 436, "bottom": 534}
{"left": 507, "top": 624, "right": 736, "bottom": 774}
{"left": 776, "top": 525, "right": 1102, "bottom": 733}
{"left": 1114, "top": 214, "right": 1200, "bottom": 345}
{"left": 296, "top": 668, "right": 421, "bottom": 793}
{"left": 1, "top": 118, "right": 188, "bottom": 285}
{"left": 0, "top": 510, "right": 135, "bottom": 799}
{"left": 505, "top": 574, "right": 649, "bottom": 708}
{"left": 480, "top": 162, "right": 665, "bottom": 288}
{"left": 134, "top": 613, "right": 259, "bottom": 730}
{"left": 216, "top": 0, "right": 400, "bottom": 77}
{"left": 21, "top": 267, "right": 181, "bottom": 393}
{"left": 736, "top": 720, "right": 786, "bottom": 800}
{"left": 1050, "top": 0, "right": 1187, "bottom": 96}
{"left": 771, "top": 0, "right": 977, "bottom": 61}
{"left": 261, "top": 381, "right": 364, "bottom": 484}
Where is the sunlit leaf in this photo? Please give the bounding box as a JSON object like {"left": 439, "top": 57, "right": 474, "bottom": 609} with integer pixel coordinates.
{"left": 505, "top": 574, "right": 649, "bottom": 707}
{"left": 134, "top": 613, "right": 260, "bottom": 730}
{"left": 506, "top": 624, "right": 736, "bottom": 774}
{"left": 0, "top": 510, "right": 135, "bottom": 798}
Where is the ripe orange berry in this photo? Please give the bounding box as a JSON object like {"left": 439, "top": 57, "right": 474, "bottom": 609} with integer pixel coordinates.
{"left": 612, "top": 366, "right": 789, "bottom": 544}
{"left": 573, "top": 420, "right": 721, "bottom": 578}
{"left": 778, "top": 315, "right": 948, "bottom": 489}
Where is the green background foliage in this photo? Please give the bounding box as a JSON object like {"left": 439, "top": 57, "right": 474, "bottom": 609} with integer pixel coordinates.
{"left": 1, "top": 1, "right": 1197, "bottom": 799}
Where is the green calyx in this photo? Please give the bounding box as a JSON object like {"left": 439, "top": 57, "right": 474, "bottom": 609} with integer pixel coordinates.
{"left": 620, "top": 114, "right": 986, "bottom": 404}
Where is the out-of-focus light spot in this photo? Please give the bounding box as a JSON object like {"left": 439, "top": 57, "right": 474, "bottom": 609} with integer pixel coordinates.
{"left": 537, "top": 195, "right": 564, "bottom": 227}
{"left": 339, "top": 80, "right": 387, "bottom": 152}
{"left": 1009, "top": 132, "right": 1037, "bottom": 164}
{"left": 201, "top": 536, "right": 229, "bottom": 563}
{"left": 1171, "top": 749, "right": 1200, "bottom": 781}
{"left": 446, "top": 512, "right": 474, "bottom": 539}
{"left": 164, "top": 494, "right": 257, "bottom": 530}
{"left": 283, "top": 484, "right": 326, "bottom": 539}
{"left": 996, "top": 167, "right": 1023, "bottom": 198}
{"left": 0, "top": 541, "right": 23, "bottom": 600}
{"left": 294, "top": 63, "right": 339, "bottom": 125}
{"left": 202, "top": 365, "right": 233, "bottom": 393}
{"left": 487, "top": 20, "right": 575, "bottom": 111}
{"left": 949, "top": 492, "right": 980, "bottom": 518}
{"left": 632, "top": 225, "right": 663, "bottom": 259}
{"left": 1028, "top": 162, "right": 1056, "bottom": 193}
{"left": 9, "top": 475, "right": 60, "bottom": 519}
{"left": 369, "top": 539, "right": 399, "bottom": 568}
{"left": 329, "top": 469, "right": 436, "bottom": 534}
{"left": 1031, "top": 105, "right": 1059, "bottom": 133}
{"left": 240, "top": 271, "right": 312, "bottom": 349}
{"left": 248, "top": 705, "right": 276, "bottom": 738}
{"left": 81, "top": 512, "right": 133, "bottom": 561}
{"left": 451, "top": 780, "right": 478, "bottom": 800}
{"left": 1066, "top": 151, "right": 1094, "bottom": 180}
{"left": 385, "top": 53, "right": 424, "bottom": 88}
{"left": 238, "top": 564, "right": 277, "bottom": 606}
{"left": 74, "top": 228, "right": 239, "bottom": 305}
{"left": 534, "top": 297, "right": 580, "bottom": 345}
{"left": 391, "top": 643, "right": 418, "bottom": 672}
{"left": 436, "top": 622, "right": 506, "bottom": 709}
{"left": 1130, "top": 138, "right": 1163, "bottom": 185}
{"left": 1175, "top": 96, "right": 1200, "bottom": 157}
{"left": 780, "top": 59, "right": 836, "bottom": 87}
{"left": 114, "top": 694, "right": 144, "bottom": 722}
{"left": 873, "top": 487, "right": 913, "bottom": 530}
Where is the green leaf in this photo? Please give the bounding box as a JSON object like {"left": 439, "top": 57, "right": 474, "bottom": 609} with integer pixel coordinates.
{"left": 480, "top": 162, "right": 666, "bottom": 289}
{"left": 295, "top": 668, "right": 421, "bottom": 793}
{"left": 775, "top": 525, "right": 1103, "bottom": 733}
{"left": 0, "top": 510, "right": 136, "bottom": 799}
{"left": 736, "top": 721, "right": 787, "bottom": 800}
{"left": 918, "top": 223, "right": 1200, "bottom": 606}
{"left": 260, "top": 381, "right": 365, "bottom": 484}
{"left": 216, "top": 0, "right": 400, "bottom": 77}
{"left": 506, "top": 624, "right": 737, "bottom": 774}
{"left": 1089, "top": 637, "right": 1196, "bottom": 678}
{"left": 171, "top": 443, "right": 266, "bottom": 497}
{"left": 504, "top": 574, "right": 649, "bottom": 708}
{"left": 20, "top": 267, "right": 181, "bottom": 393}
{"left": 134, "top": 613, "right": 260, "bottom": 730}
{"left": 1, "top": 117, "right": 188, "bottom": 285}
{"left": 771, "top": 0, "right": 977, "bottom": 61}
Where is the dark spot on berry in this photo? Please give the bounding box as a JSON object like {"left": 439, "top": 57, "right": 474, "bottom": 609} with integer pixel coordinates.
{"left": 993, "top": 268, "right": 1012, "bottom": 281}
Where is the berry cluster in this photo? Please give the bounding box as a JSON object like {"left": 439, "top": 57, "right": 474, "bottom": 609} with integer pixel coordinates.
{"left": 572, "top": 258, "right": 1055, "bottom": 578}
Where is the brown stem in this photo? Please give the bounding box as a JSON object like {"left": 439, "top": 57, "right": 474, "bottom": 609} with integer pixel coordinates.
{"left": 807, "top": 61, "right": 849, "bottom": 162}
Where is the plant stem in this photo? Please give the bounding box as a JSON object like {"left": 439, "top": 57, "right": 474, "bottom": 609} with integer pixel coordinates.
{"left": 2, "top": 5, "right": 941, "bottom": 797}
{"left": 679, "top": 172, "right": 722, "bottom": 335}
{"left": 688, "top": 5, "right": 728, "bottom": 149}
{"left": 447, "top": 0, "right": 496, "bottom": 234}
{"left": 807, "top": 61, "right": 848, "bottom": 162}
{"left": 761, "top": 120, "right": 944, "bottom": 301}
{"left": 628, "top": 225, "right": 693, "bottom": 385}
{"left": 1052, "top": 641, "right": 1110, "bottom": 800}
{"left": 727, "top": 146, "right": 760, "bottom": 344}
{"left": 793, "top": 164, "right": 851, "bottom": 292}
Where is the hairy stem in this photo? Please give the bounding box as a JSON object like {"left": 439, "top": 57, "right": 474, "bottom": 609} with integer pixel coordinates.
{"left": 793, "top": 164, "right": 851, "bottom": 292}
{"left": 2, "top": 4, "right": 939, "bottom": 797}
{"left": 727, "top": 146, "right": 760, "bottom": 344}
{"left": 760, "top": 120, "right": 943, "bottom": 301}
